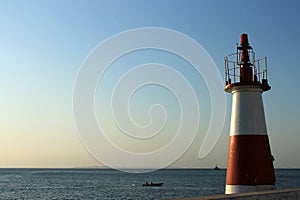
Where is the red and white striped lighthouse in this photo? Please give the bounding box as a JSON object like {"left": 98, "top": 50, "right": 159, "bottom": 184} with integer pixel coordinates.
{"left": 224, "top": 34, "right": 276, "bottom": 194}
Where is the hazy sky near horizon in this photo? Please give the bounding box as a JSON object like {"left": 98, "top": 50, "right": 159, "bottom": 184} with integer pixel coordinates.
{"left": 1, "top": 0, "right": 300, "bottom": 168}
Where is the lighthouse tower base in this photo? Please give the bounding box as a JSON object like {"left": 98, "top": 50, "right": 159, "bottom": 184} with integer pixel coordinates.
{"left": 225, "top": 85, "right": 275, "bottom": 194}
{"left": 226, "top": 184, "right": 275, "bottom": 194}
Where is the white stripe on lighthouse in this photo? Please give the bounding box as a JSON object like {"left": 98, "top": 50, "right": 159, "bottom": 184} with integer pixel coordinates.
{"left": 229, "top": 86, "right": 267, "bottom": 136}
{"left": 226, "top": 185, "right": 275, "bottom": 194}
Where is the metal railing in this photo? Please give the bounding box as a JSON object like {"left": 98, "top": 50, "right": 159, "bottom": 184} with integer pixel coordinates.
{"left": 224, "top": 49, "right": 268, "bottom": 85}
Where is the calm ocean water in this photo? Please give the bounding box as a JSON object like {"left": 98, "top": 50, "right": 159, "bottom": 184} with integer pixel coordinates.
{"left": 0, "top": 168, "right": 299, "bottom": 200}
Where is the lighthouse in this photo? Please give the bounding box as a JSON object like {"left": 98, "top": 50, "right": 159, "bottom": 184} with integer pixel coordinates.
{"left": 224, "top": 34, "right": 275, "bottom": 194}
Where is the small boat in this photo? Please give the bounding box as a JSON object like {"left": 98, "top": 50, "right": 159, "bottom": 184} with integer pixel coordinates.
{"left": 142, "top": 182, "right": 163, "bottom": 187}
{"left": 214, "top": 165, "right": 220, "bottom": 170}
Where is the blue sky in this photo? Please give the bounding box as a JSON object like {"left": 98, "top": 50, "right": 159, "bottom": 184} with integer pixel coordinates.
{"left": 0, "top": 0, "right": 299, "bottom": 168}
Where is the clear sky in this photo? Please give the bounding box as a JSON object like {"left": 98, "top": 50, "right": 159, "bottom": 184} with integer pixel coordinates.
{"left": 1, "top": 0, "right": 300, "bottom": 168}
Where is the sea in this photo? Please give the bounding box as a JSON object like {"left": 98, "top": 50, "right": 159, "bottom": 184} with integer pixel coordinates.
{"left": 0, "top": 168, "right": 299, "bottom": 200}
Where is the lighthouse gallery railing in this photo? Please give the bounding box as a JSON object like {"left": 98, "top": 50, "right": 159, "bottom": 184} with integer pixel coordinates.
{"left": 224, "top": 49, "right": 268, "bottom": 85}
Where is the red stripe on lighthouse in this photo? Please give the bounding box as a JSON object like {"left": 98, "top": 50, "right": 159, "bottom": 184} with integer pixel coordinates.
{"left": 226, "top": 135, "right": 275, "bottom": 185}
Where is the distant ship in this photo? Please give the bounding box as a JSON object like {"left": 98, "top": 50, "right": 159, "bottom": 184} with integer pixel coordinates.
{"left": 214, "top": 165, "right": 220, "bottom": 170}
